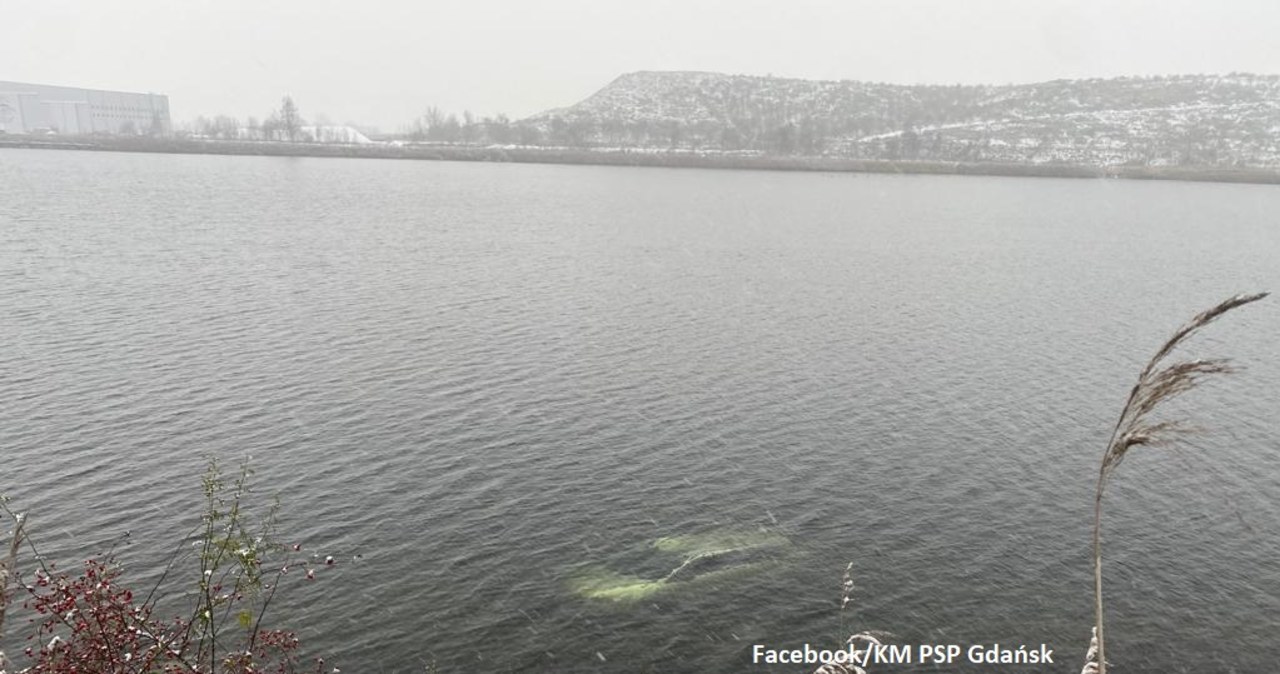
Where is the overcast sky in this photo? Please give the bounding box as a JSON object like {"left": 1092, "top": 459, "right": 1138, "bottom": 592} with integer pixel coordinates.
{"left": 6, "top": 0, "right": 1280, "bottom": 130}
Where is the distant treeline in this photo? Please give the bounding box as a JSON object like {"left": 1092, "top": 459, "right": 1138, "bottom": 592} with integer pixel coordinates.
{"left": 6, "top": 134, "right": 1280, "bottom": 185}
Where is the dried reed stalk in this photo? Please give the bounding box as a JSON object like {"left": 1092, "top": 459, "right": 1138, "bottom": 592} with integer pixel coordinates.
{"left": 1090, "top": 292, "right": 1267, "bottom": 673}
{"left": 813, "top": 562, "right": 892, "bottom": 674}
{"left": 0, "top": 510, "right": 27, "bottom": 669}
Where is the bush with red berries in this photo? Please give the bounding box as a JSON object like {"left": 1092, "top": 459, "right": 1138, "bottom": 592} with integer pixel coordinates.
{"left": 1, "top": 460, "right": 336, "bottom": 674}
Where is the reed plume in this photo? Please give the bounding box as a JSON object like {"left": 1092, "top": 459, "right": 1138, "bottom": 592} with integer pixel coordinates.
{"left": 1090, "top": 292, "right": 1268, "bottom": 673}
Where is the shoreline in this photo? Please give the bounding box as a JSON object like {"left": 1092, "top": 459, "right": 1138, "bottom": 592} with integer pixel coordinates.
{"left": 4, "top": 135, "right": 1280, "bottom": 185}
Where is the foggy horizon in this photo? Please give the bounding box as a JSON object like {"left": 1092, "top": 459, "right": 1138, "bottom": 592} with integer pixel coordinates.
{"left": 6, "top": 0, "right": 1280, "bottom": 130}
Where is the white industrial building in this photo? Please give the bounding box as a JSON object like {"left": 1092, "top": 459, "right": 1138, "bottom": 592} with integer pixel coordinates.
{"left": 0, "top": 80, "right": 171, "bottom": 135}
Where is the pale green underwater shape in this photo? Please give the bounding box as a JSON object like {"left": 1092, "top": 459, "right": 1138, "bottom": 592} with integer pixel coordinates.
{"left": 571, "top": 529, "right": 792, "bottom": 602}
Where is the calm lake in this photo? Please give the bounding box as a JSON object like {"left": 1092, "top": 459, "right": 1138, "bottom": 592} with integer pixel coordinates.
{"left": 3, "top": 149, "right": 1280, "bottom": 673}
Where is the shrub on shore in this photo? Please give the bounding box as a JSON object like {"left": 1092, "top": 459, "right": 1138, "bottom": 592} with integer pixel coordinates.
{"left": 0, "top": 460, "right": 337, "bottom": 674}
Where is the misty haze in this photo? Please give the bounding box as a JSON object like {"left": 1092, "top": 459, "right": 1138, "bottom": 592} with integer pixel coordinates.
{"left": 3, "top": 3, "right": 1280, "bottom": 673}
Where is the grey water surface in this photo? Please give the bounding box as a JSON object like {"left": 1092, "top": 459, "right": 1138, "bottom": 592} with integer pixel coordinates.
{"left": 3, "top": 150, "right": 1280, "bottom": 673}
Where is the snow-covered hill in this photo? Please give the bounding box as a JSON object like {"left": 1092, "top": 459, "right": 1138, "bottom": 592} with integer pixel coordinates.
{"left": 520, "top": 71, "right": 1280, "bottom": 167}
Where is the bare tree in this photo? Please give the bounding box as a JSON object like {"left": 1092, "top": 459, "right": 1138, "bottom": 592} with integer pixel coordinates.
{"left": 437, "top": 113, "right": 462, "bottom": 143}
{"left": 279, "top": 95, "right": 303, "bottom": 142}
{"left": 212, "top": 115, "right": 241, "bottom": 140}
{"left": 488, "top": 113, "right": 513, "bottom": 144}
{"left": 423, "top": 106, "right": 445, "bottom": 131}
{"left": 419, "top": 106, "right": 452, "bottom": 142}
{"left": 262, "top": 113, "right": 281, "bottom": 141}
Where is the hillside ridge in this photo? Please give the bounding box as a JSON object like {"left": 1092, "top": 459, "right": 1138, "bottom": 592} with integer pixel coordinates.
{"left": 519, "top": 70, "right": 1280, "bottom": 167}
